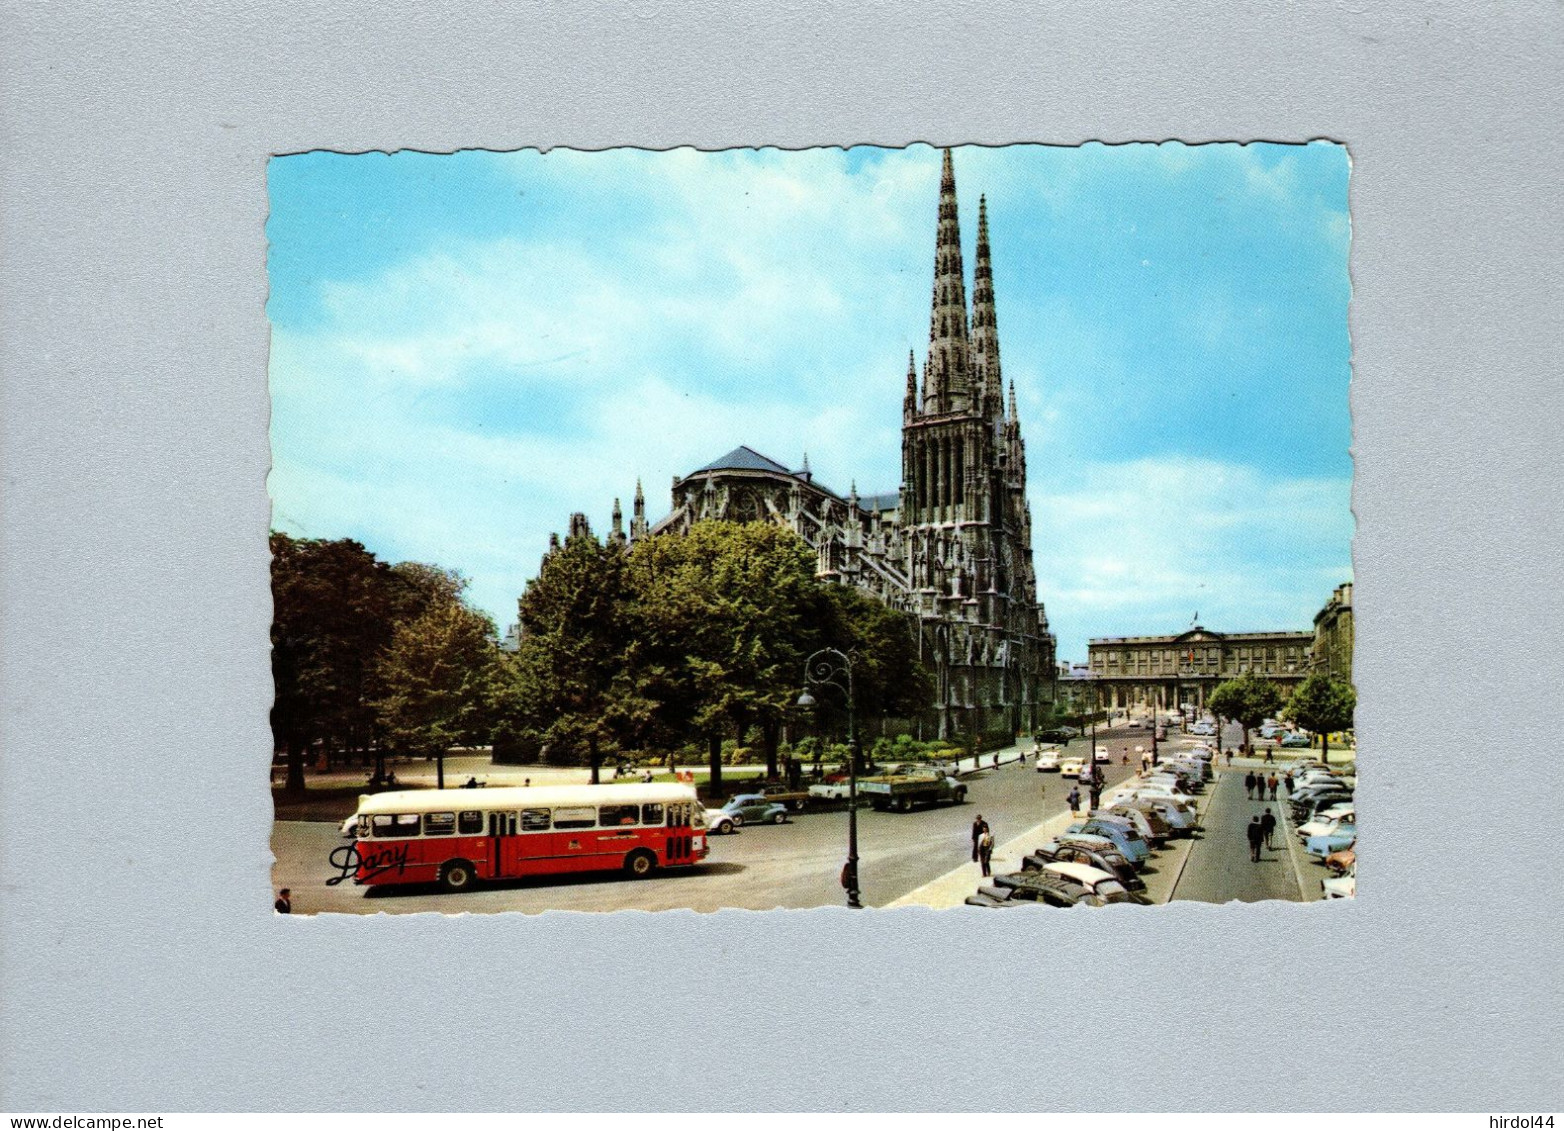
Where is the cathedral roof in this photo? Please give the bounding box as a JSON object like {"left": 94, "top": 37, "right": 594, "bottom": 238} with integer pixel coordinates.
{"left": 689, "top": 445, "right": 795, "bottom": 476}
{"left": 858, "top": 492, "right": 899, "bottom": 513}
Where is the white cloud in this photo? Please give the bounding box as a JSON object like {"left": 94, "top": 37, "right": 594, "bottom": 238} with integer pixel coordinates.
{"left": 1032, "top": 457, "right": 1353, "bottom": 661}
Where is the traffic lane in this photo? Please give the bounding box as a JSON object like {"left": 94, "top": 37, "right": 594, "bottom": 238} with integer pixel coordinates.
{"left": 1169, "top": 764, "right": 1304, "bottom": 903}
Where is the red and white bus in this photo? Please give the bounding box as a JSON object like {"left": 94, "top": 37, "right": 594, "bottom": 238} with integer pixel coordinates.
{"left": 343, "top": 783, "right": 708, "bottom": 892}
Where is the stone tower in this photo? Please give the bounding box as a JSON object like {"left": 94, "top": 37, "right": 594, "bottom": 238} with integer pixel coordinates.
{"left": 898, "top": 149, "right": 1048, "bottom": 738}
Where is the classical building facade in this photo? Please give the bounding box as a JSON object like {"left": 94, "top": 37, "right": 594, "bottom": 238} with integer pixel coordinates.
{"left": 1086, "top": 626, "right": 1315, "bottom": 712}
{"left": 1310, "top": 581, "right": 1354, "bottom": 685}
{"left": 541, "top": 150, "right": 1057, "bottom": 740}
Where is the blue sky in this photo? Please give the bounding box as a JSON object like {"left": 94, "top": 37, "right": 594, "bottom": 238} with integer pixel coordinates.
{"left": 268, "top": 143, "right": 1352, "bottom": 663}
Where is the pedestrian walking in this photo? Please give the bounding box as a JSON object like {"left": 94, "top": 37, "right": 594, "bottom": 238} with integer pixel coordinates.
{"left": 1268, "top": 774, "right": 1279, "bottom": 800}
{"left": 1260, "top": 807, "right": 1278, "bottom": 849}
{"left": 978, "top": 829, "right": 995, "bottom": 876}
{"left": 971, "top": 814, "right": 988, "bottom": 862}
{"left": 1226, "top": 749, "right": 1234, "bottom": 767}
{"left": 1284, "top": 770, "right": 1294, "bottom": 794}
{"left": 1244, "top": 771, "right": 1256, "bottom": 799}
{"left": 1067, "top": 787, "right": 1081, "bottom": 816}
{"left": 1246, "top": 816, "right": 1264, "bottom": 862}
{"left": 274, "top": 888, "right": 292, "bottom": 914}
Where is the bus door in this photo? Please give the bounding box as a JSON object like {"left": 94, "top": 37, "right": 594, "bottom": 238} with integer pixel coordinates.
{"left": 512, "top": 807, "right": 552, "bottom": 875}
{"left": 664, "top": 802, "right": 692, "bottom": 864}
{"left": 486, "top": 810, "right": 517, "bottom": 878}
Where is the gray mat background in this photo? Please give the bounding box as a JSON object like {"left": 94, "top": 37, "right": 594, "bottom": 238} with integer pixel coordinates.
{"left": 3, "top": 0, "right": 1561, "bottom": 1113}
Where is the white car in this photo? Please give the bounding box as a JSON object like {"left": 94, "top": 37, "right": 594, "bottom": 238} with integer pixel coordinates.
{"left": 1034, "top": 748, "right": 1062, "bottom": 772}
{"left": 1321, "top": 868, "right": 1356, "bottom": 899}
{"left": 702, "top": 807, "right": 743, "bottom": 835}
{"left": 1058, "top": 756, "right": 1086, "bottom": 778}
{"left": 1297, "top": 812, "right": 1354, "bottom": 840}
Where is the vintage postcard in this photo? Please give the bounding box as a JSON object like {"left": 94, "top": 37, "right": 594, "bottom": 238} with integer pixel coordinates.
{"left": 267, "top": 143, "right": 1353, "bottom": 914}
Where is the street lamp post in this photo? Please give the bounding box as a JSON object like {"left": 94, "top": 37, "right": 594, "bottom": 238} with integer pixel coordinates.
{"left": 797, "top": 648, "right": 861, "bottom": 909}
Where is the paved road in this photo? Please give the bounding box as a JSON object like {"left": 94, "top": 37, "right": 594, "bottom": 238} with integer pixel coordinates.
{"left": 1170, "top": 758, "right": 1310, "bottom": 903}
{"left": 271, "top": 720, "right": 1337, "bottom": 913}
{"left": 272, "top": 726, "right": 1154, "bottom": 914}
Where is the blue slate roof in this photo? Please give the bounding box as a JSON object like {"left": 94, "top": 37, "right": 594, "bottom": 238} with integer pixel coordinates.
{"left": 858, "top": 492, "right": 899, "bottom": 513}
{"left": 690, "top": 445, "right": 795, "bottom": 475}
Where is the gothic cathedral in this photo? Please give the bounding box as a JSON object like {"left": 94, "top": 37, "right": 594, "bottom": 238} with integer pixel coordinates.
{"left": 545, "top": 149, "right": 1057, "bottom": 740}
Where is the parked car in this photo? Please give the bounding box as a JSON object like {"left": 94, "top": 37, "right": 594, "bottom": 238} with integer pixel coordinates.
{"left": 1039, "top": 861, "right": 1152, "bottom": 905}
{"left": 1066, "top": 818, "right": 1151, "bottom": 866}
{"left": 703, "top": 806, "right": 742, "bottom": 835}
{"left": 1296, "top": 808, "right": 1354, "bottom": 839}
{"left": 1259, "top": 722, "right": 1283, "bottom": 739}
{"left": 1034, "top": 748, "right": 1063, "bottom": 772}
{"left": 1294, "top": 795, "right": 1355, "bottom": 826}
{"left": 1321, "top": 867, "right": 1356, "bottom": 899}
{"left": 1036, "top": 727, "right": 1077, "bottom": 743}
{"left": 1096, "top": 805, "right": 1164, "bottom": 846}
{"left": 1106, "top": 796, "right": 1189, "bottom": 837}
{"left": 720, "top": 794, "right": 789, "bottom": 825}
{"left": 1279, "top": 732, "right": 1313, "bottom": 748}
{"left": 1326, "top": 846, "right": 1356, "bottom": 876}
{"left": 967, "top": 874, "right": 1093, "bottom": 908}
{"left": 1020, "top": 838, "right": 1145, "bottom": 892}
{"left": 1304, "top": 825, "right": 1357, "bottom": 861}
{"left": 1297, "top": 813, "right": 1355, "bottom": 842}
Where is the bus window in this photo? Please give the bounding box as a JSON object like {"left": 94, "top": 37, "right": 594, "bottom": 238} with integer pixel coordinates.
{"left": 552, "top": 806, "right": 596, "bottom": 830}
{"left": 641, "top": 803, "right": 664, "bottom": 826}
{"left": 423, "top": 812, "right": 456, "bottom": 837}
{"left": 600, "top": 804, "right": 639, "bottom": 826}
{"left": 458, "top": 810, "right": 484, "bottom": 835}
{"left": 372, "top": 813, "right": 421, "bottom": 839}
{"left": 520, "top": 808, "right": 551, "bottom": 832}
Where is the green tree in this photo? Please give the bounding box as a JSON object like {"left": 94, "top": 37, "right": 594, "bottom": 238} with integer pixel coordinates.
{"left": 1283, "top": 673, "right": 1357, "bottom": 760}
{"left": 373, "top": 596, "right": 499, "bottom": 788}
{"left": 625, "top": 521, "right": 821, "bottom": 788}
{"left": 270, "top": 533, "right": 399, "bottom": 792}
{"left": 515, "top": 527, "right": 633, "bottom": 784}
{"left": 1208, "top": 670, "right": 1285, "bottom": 754}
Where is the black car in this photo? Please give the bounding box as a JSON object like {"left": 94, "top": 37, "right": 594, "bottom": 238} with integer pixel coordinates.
{"left": 1018, "top": 840, "right": 1146, "bottom": 892}
{"left": 966, "top": 875, "right": 1093, "bottom": 908}
{"left": 1035, "top": 727, "right": 1076, "bottom": 744}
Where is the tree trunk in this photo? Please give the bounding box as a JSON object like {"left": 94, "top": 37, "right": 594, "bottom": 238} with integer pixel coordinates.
{"left": 1322, "top": 731, "right": 1330, "bottom": 764}
{"left": 588, "top": 734, "right": 600, "bottom": 785}
{"left": 436, "top": 748, "right": 446, "bottom": 790}
{"left": 760, "top": 717, "right": 781, "bottom": 780}
{"left": 707, "top": 732, "right": 723, "bottom": 795}
{"left": 285, "top": 733, "right": 306, "bottom": 794}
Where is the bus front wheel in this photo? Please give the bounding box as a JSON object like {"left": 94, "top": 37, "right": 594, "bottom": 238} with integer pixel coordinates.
{"left": 440, "top": 860, "right": 476, "bottom": 892}
{"left": 624, "top": 849, "right": 657, "bottom": 879}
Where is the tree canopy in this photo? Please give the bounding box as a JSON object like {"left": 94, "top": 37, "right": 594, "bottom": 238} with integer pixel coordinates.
{"left": 1283, "top": 672, "right": 1356, "bottom": 756}
{"left": 1208, "top": 670, "right": 1285, "bottom": 748}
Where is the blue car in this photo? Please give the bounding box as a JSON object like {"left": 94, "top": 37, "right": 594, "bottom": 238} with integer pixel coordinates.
{"left": 1304, "top": 823, "right": 1356, "bottom": 861}
{"left": 1066, "top": 818, "right": 1150, "bottom": 866}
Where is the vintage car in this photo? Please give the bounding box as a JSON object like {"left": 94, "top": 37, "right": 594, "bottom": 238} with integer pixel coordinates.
{"left": 1058, "top": 756, "right": 1087, "bottom": 778}
{"left": 702, "top": 806, "right": 742, "bottom": 835}
{"left": 1039, "top": 861, "right": 1152, "bottom": 906}
{"left": 1296, "top": 808, "right": 1355, "bottom": 839}
{"left": 1321, "top": 867, "right": 1356, "bottom": 899}
{"left": 1105, "top": 790, "right": 1199, "bottom": 832}
{"left": 1019, "top": 837, "right": 1145, "bottom": 892}
{"left": 1279, "top": 732, "right": 1313, "bottom": 748}
{"left": 1294, "top": 796, "right": 1355, "bottom": 827}
{"left": 1066, "top": 818, "right": 1151, "bottom": 866}
{"left": 719, "top": 794, "right": 789, "bottom": 826}
{"left": 1096, "top": 804, "right": 1164, "bottom": 846}
{"left": 1304, "top": 824, "right": 1357, "bottom": 861}
{"left": 1035, "top": 727, "right": 1077, "bottom": 744}
{"left": 966, "top": 874, "right": 1092, "bottom": 908}
{"left": 1034, "top": 747, "right": 1063, "bottom": 772}
{"left": 1326, "top": 846, "right": 1356, "bottom": 876}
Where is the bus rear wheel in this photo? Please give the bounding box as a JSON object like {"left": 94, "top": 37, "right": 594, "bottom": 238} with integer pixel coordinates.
{"left": 624, "top": 849, "right": 657, "bottom": 878}
{"left": 440, "top": 860, "right": 476, "bottom": 892}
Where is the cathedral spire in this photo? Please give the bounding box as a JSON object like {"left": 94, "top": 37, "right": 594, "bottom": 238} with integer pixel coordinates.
{"left": 925, "top": 148, "right": 972, "bottom": 414}
{"left": 904, "top": 349, "right": 918, "bottom": 416}
{"left": 1007, "top": 378, "right": 1018, "bottom": 423}
{"left": 972, "top": 193, "right": 1003, "bottom": 421}
{"left": 630, "top": 478, "right": 648, "bottom": 541}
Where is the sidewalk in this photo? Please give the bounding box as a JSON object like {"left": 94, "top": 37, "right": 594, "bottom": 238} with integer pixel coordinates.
{"left": 885, "top": 801, "right": 1086, "bottom": 908}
